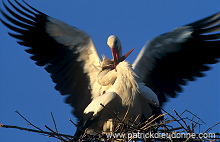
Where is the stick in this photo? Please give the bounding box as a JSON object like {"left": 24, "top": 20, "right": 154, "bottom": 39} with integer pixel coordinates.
{"left": 159, "top": 107, "right": 189, "bottom": 132}
{"left": 185, "top": 110, "right": 206, "bottom": 124}
{"left": 15, "top": 110, "right": 43, "bottom": 131}
{"left": 204, "top": 122, "right": 220, "bottom": 133}
{"left": 0, "top": 124, "right": 75, "bottom": 139}
{"left": 50, "top": 112, "right": 58, "bottom": 133}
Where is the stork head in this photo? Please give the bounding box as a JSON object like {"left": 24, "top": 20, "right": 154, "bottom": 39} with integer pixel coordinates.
{"left": 107, "top": 35, "right": 134, "bottom": 69}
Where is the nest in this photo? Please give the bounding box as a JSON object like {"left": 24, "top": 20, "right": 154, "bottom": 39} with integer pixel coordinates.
{"left": 1, "top": 107, "right": 219, "bottom": 142}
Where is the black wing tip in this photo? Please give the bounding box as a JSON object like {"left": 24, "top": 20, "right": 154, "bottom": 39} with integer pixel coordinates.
{"left": 1, "top": 0, "right": 49, "bottom": 40}
{"left": 2, "top": 0, "right": 46, "bottom": 17}
{"left": 186, "top": 12, "right": 220, "bottom": 27}
{"left": 213, "top": 12, "right": 220, "bottom": 18}
{"left": 186, "top": 12, "right": 220, "bottom": 41}
{"left": 21, "top": 0, "right": 46, "bottom": 15}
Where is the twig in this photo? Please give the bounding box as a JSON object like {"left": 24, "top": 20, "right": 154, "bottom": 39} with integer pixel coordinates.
{"left": 185, "top": 110, "right": 206, "bottom": 124}
{"left": 138, "top": 114, "right": 155, "bottom": 127}
{"left": 69, "top": 119, "right": 78, "bottom": 127}
{"left": 174, "top": 110, "right": 190, "bottom": 131}
{"left": 159, "top": 107, "right": 189, "bottom": 132}
{"left": 204, "top": 122, "right": 220, "bottom": 133}
{"left": 15, "top": 110, "right": 43, "bottom": 131}
{"left": 50, "top": 113, "right": 71, "bottom": 141}
{"left": 179, "top": 109, "right": 188, "bottom": 117}
{"left": 50, "top": 112, "right": 58, "bottom": 133}
{"left": 44, "top": 125, "right": 68, "bottom": 142}
{"left": 131, "top": 114, "right": 141, "bottom": 127}
{"left": 0, "top": 124, "right": 75, "bottom": 139}
{"left": 45, "top": 125, "right": 56, "bottom": 134}
{"left": 122, "top": 106, "right": 130, "bottom": 122}
{"left": 140, "top": 113, "right": 167, "bottom": 130}
{"left": 183, "top": 117, "right": 202, "bottom": 126}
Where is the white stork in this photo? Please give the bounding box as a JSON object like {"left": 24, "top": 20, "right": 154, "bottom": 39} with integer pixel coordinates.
{"left": 1, "top": 0, "right": 220, "bottom": 136}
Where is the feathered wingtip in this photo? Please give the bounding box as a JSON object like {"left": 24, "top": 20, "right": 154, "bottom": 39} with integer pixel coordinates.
{"left": 186, "top": 12, "right": 220, "bottom": 27}
{"left": 186, "top": 12, "right": 220, "bottom": 39}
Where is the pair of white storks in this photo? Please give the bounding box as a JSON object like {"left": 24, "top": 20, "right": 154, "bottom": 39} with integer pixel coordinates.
{"left": 1, "top": 0, "right": 220, "bottom": 136}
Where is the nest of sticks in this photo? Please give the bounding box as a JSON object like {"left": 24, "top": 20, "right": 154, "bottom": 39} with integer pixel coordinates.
{"left": 1, "top": 106, "right": 219, "bottom": 142}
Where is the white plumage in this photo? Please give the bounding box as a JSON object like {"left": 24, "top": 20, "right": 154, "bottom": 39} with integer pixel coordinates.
{"left": 1, "top": 0, "right": 220, "bottom": 137}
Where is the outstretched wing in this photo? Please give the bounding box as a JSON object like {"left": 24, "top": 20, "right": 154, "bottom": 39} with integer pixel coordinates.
{"left": 0, "top": 0, "right": 101, "bottom": 118}
{"left": 133, "top": 12, "right": 220, "bottom": 106}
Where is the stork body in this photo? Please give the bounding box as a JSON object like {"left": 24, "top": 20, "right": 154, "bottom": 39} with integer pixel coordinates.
{"left": 76, "top": 58, "right": 159, "bottom": 135}
{"left": 1, "top": 1, "right": 220, "bottom": 137}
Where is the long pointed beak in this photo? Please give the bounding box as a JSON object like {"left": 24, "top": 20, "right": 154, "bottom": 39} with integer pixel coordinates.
{"left": 119, "top": 48, "right": 134, "bottom": 62}
{"left": 111, "top": 48, "right": 134, "bottom": 68}
{"left": 111, "top": 47, "right": 119, "bottom": 68}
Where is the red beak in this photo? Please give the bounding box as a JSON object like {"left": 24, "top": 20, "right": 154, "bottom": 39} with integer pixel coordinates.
{"left": 119, "top": 48, "right": 134, "bottom": 62}
{"left": 111, "top": 48, "right": 134, "bottom": 69}
{"left": 111, "top": 47, "right": 119, "bottom": 68}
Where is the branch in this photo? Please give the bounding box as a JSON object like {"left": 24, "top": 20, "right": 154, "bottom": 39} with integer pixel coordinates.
{"left": 0, "top": 124, "right": 76, "bottom": 139}
{"left": 15, "top": 110, "right": 43, "bottom": 131}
